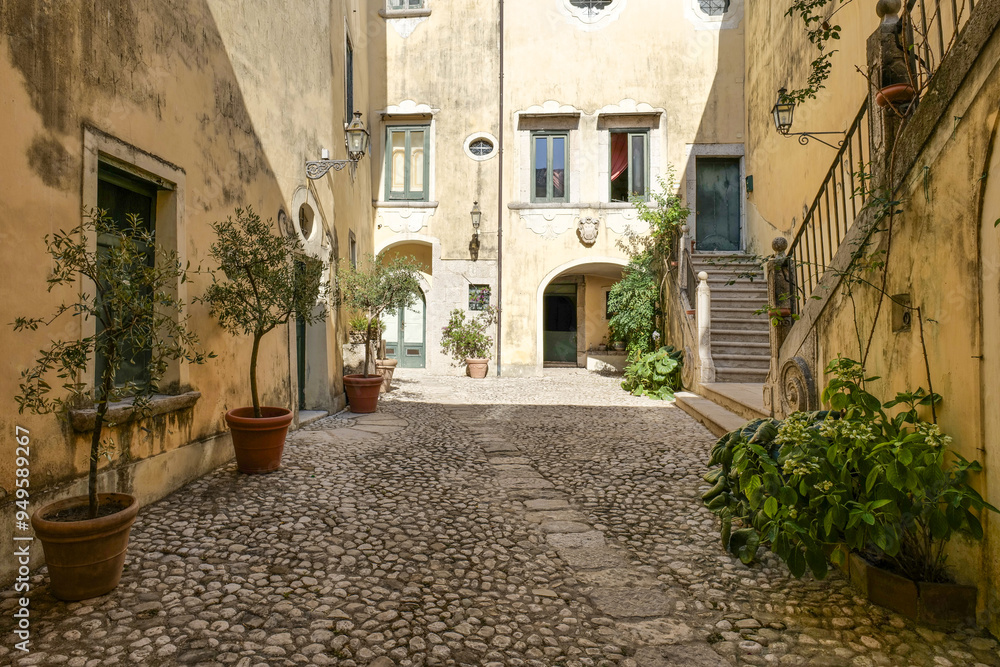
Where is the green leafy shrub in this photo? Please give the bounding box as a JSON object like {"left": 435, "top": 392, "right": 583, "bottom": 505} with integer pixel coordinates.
{"left": 335, "top": 253, "right": 423, "bottom": 377}
{"left": 201, "top": 207, "right": 326, "bottom": 416}
{"left": 15, "top": 209, "right": 211, "bottom": 517}
{"left": 621, "top": 346, "right": 683, "bottom": 400}
{"left": 440, "top": 305, "right": 497, "bottom": 364}
{"left": 703, "top": 357, "right": 997, "bottom": 583}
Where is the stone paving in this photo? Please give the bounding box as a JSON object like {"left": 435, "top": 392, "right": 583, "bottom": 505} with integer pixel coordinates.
{"left": 2, "top": 369, "right": 999, "bottom": 667}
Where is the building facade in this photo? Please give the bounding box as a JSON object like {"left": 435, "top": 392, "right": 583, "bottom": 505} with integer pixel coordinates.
{"left": 372, "top": 0, "right": 746, "bottom": 375}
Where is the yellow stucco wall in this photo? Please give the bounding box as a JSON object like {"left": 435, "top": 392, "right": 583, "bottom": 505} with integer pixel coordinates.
{"left": 0, "top": 0, "right": 378, "bottom": 581}
{"left": 745, "top": 0, "right": 1000, "bottom": 633}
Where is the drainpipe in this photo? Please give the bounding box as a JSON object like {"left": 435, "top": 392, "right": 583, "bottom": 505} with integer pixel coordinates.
{"left": 496, "top": 0, "right": 504, "bottom": 376}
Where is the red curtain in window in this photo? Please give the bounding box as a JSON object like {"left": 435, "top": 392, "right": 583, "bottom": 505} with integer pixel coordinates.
{"left": 611, "top": 133, "right": 629, "bottom": 181}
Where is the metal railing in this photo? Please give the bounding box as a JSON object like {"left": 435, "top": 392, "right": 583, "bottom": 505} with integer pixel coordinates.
{"left": 906, "top": 0, "right": 974, "bottom": 89}
{"left": 684, "top": 248, "right": 698, "bottom": 313}
{"left": 788, "top": 99, "right": 871, "bottom": 312}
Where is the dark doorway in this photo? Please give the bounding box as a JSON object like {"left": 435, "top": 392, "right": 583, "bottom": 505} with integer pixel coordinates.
{"left": 695, "top": 157, "right": 742, "bottom": 251}
{"left": 543, "top": 284, "right": 577, "bottom": 363}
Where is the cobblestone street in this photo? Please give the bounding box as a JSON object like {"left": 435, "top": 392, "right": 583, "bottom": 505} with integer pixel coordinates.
{"left": 3, "top": 370, "right": 999, "bottom": 667}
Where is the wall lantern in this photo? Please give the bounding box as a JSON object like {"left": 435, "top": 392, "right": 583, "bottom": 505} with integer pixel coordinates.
{"left": 470, "top": 201, "right": 482, "bottom": 236}
{"left": 306, "top": 111, "right": 371, "bottom": 179}
{"left": 770, "top": 88, "right": 845, "bottom": 149}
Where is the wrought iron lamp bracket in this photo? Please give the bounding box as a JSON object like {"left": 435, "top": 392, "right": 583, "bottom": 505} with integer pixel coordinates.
{"left": 782, "top": 131, "right": 845, "bottom": 150}
{"left": 305, "top": 159, "right": 358, "bottom": 180}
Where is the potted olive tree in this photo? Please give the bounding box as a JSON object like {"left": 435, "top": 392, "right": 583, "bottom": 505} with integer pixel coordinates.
{"left": 335, "top": 253, "right": 422, "bottom": 412}
{"left": 440, "top": 303, "right": 498, "bottom": 378}
{"left": 201, "top": 207, "right": 326, "bottom": 473}
{"left": 14, "top": 209, "right": 210, "bottom": 600}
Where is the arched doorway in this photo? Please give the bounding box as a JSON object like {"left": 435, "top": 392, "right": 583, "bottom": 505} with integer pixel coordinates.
{"left": 383, "top": 288, "right": 426, "bottom": 368}
{"left": 535, "top": 258, "right": 627, "bottom": 371}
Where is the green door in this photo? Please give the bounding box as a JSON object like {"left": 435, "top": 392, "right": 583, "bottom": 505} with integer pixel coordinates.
{"left": 695, "top": 157, "right": 742, "bottom": 251}
{"left": 543, "top": 284, "right": 577, "bottom": 363}
{"left": 383, "top": 290, "right": 426, "bottom": 368}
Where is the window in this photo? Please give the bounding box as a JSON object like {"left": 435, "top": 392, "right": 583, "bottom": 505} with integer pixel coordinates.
{"left": 349, "top": 231, "right": 357, "bottom": 268}
{"left": 386, "top": 126, "right": 429, "bottom": 201}
{"left": 610, "top": 130, "right": 648, "bottom": 202}
{"left": 469, "top": 284, "right": 491, "bottom": 310}
{"left": 531, "top": 132, "right": 569, "bottom": 203}
{"left": 345, "top": 37, "right": 354, "bottom": 120}
{"left": 570, "top": 0, "right": 611, "bottom": 14}
{"left": 470, "top": 139, "right": 493, "bottom": 157}
{"left": 698, "top": 0, "right": 730, "bottom": 16}
{"left": 388, "top": 0, "right": 425, "bottom": 9}
{"left": 96, "top": 164, "right": 157, "bottom": 389}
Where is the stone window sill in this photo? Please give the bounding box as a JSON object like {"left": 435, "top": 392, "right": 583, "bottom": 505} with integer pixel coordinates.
{"left": 379, "top": 9, "right": 432, "bottom": 18}
{"left": 374, "top": 201, "right": 439, "bottom": 209}
{"left": 68, "top": 391, "right": 201, "bottom": 432}
{"left": 508, "top": 202, "right": 637, "bottom": 210}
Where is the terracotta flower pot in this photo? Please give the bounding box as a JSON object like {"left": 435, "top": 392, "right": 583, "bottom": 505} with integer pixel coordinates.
{"left": 225, "top": 406, "right": 293, "bottom": 474}
{"left": 466, "top": 358, "right": 489, "bottom": 379}
{"left": 344, "top": 374, "right": 383, "bottom": 412}
{"left": 31, "top": 493, "right": 139, "bottom": 601}
{"left": 376, "top": 358, "right": 398, "bottom": 393}
{"left": 875, "top": 83, "right": 915, "bottom": 108}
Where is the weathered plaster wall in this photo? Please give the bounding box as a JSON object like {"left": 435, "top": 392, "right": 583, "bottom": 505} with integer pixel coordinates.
{"left": 0, "top": 0, "right": 378, "bottom": 583}
{"left": 743, "top": 1, "right": 878, "bottom": 250}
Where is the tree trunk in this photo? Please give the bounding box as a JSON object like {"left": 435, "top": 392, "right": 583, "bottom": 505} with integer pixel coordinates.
{"left": 250, "top": 332, "right": 262, "bottom": 418}
{"left": 90, "top": 355, "right": 116, "bottom": 519}
{"left": 363, "top": 319, "right": 373, "bottom": 378}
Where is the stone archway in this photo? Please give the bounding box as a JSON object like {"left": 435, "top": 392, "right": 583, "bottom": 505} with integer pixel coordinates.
{"left": 534, "top": 257, "right": 628, "bottom": 372}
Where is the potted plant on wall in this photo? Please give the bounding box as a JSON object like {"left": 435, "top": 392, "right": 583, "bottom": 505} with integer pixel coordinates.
{"left": 335, "top": 253, "right": 422, "bottom": 411}
{"left": 440, "top": 302, "right": 498, "bottom": 379}
{"left": 14, "top": 209, "right": 210, "bottom": 600}
{"left": 201, "top": 206, "right": 326, "bottom": 473}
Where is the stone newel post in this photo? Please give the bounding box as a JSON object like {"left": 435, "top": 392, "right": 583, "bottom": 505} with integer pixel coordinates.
{"left": 696, "top": 271, "right": 716, "bottom": 383}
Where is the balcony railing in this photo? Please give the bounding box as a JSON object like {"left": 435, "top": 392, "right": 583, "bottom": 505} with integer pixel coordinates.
{"left": 906, "top": 0, "right": 974, "bottom": 88}
{"left": 788, "top": 99, "right": 871, "bottom": 312}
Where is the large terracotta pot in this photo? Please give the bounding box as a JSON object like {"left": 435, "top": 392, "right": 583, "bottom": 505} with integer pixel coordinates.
{"left": 466, "top": 358, "right": 489, "bottom": 379}
{"left": 31, "top": 493, "right": 139, "bottom": 601}
{"left": 225, "top": 406, "right": 293, "bottom": 474}
{"left": 376, "top": 358, "right": 398, "bottom": 393}
{"left": 875, "top": 83, "right": 915, "bottom": 108}
{"left": 344, "top": 374, "right": 383, "bottom": 413}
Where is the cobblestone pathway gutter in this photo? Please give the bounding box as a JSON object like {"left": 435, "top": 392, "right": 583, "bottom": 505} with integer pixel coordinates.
{"left": 1, "top": 370, "right": 998, "bottom": 667}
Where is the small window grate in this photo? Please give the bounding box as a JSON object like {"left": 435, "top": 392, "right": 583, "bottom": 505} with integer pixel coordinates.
{"left": 569, "top": 0, "right": 612, "bottom": 16}
{"left": 698, "top": 0, "right": 730, "bottom": 16}
{"left": 469, "top": 138, "right": 494, "bottom": 157}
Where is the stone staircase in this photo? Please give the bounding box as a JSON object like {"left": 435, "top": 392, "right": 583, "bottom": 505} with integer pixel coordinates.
{"left": 689, "top": 253, "right": 770, "bottom": 383}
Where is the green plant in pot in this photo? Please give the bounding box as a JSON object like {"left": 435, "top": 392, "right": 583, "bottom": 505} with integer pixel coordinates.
{"left": 440, "top": 302, "right": 497, "bottom": 379}
{"left": 335, "top": 252, "right": 422, "bottom": 411}
{"left": 13, "top": 209, "right": 210, "bottom": 600}
{"left": 201, "top": 206, "right": 326, "bottom": 473}
{"left": 703, "top": 358, "right": 998, "bottom": 625}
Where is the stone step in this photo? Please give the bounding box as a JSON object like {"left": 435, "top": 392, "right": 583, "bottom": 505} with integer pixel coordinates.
{"left": 712, "top": 328, "right": 770, "bottom": 342}
{"left": 699, "top": 382, "right": 770, "bottom": 422}
{"left": 674, "top": 391, "right": 749, "bottom": 438}
{"left": 713, "top": 353, "right": 770, "bottom": 370}
{"left": 715, "top": 366, "right": 769, "bottom": 382}
{"left": 710, "top": 317, "right": 771, "bottom": 331}
{"left": 711, "top": 298, "right": 768, "bottom": 310}
{"left": 712, "top": 341, "right": 770, "bottom": 356}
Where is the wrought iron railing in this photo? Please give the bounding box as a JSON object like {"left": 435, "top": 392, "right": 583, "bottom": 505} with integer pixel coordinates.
{"left": 788, "top": 99, "right": 871, "bottom": 312}
{"left": 906, "top": 0, "right": 974, "bottom": 89}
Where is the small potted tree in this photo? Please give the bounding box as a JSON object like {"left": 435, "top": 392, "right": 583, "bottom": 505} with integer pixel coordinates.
{"left": 335, "top": 253, "right": 422, "bottom": 411}
{"left": 440, "top": 303, "right": 498, "bottom": 379}
{"left": 14, "top": 209, "right": 210, "bottom": 600}
{"left": 201, "top": 207, "right": 326, "bottom": 473}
